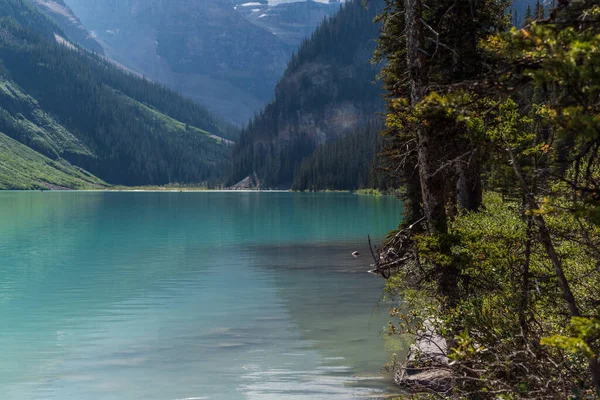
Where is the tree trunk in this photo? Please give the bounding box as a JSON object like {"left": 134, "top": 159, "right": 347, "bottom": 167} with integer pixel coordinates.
{"left": 519, "top": 217, "right": 533, "bottom": 340}
{"left": 404, "top": 0, "right": 457, "bottom": 310}
{"left": 508, "top": 148, "right": 580, "bottom": 318}
{"left": 404, "top": 0, "right": 428, "bottom": 106}
{"left": 404, "top": 0, "right": 448, "bottom": 235}
{"left": 456, "top": 157, "right": 483, "bottom": 213}
{"left": 590, "top": 357, "right": 600, "bottom": 396}
{"left": 401, "top": 155, "right": 423, "bottom": 226}
{"left": 508, "top": 148, "right": 600, "bottom": 394}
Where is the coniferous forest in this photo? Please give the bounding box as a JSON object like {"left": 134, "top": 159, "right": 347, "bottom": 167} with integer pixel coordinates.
{"left": 371, "top": 0, "right": 600, "bottom": 396}
{"left": 229, "top": 0, "right": 384, "bottom": 188}
{"left": 291, "top": 121, "right": 387, "bottom": 191}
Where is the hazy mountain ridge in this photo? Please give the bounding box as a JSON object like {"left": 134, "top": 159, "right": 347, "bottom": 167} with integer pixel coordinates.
{"left": 61, "top": 0, "right": 342, "bottom": 124}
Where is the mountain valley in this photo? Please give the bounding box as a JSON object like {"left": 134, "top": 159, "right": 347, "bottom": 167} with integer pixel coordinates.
{"left": 61, "top": 0, "right": 343, "bottom": 124}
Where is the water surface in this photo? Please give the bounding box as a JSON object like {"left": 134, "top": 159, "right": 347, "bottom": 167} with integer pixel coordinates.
{"left": 0, "top": 192, "right": 406, "bottom": 399}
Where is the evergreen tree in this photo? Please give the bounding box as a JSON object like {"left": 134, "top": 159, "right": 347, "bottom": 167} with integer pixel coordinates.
{"left": 524, "top": 3, "right": 533, "bottom": 22}
{"left": 375, "top": 0, "right": 509, "bottom": 224}
{"left": 377, "top": 0, "right": 600, "bottom": 396}
{"left": 535, "top": 0, "right": 546, "bottom": 19}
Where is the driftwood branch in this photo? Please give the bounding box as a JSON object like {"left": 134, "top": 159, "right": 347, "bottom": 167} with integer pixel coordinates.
{"left": 367, "top": 217, "right": 425, "bottom": 279}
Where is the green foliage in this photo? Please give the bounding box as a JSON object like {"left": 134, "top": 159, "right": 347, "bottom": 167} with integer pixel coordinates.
{"left": 0, "top": 131, "right": 106, "bottom": 190}
{"left": 388, "top": 193, "right": 600, "bottom": 396}
{"left": 379, "top": 0, "right": 600, "bottom": 396}
{"left": 542, "top": 317, "right": 600, "bottom": 359}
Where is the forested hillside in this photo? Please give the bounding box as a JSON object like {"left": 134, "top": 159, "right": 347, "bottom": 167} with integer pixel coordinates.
{"left": 0, "top": 0, "right": 233, "bottom": 188}
{"left": 229, "top": 0, "right": 384, "bottom": 188}
{"left": 291, "top": 122, "right": 386, "bottom": 191}
{"left": 373, "top": 0, "right": 600, "bottom": 396}
{"left": 32, "top": 0, "right": 104, "bottom": 54}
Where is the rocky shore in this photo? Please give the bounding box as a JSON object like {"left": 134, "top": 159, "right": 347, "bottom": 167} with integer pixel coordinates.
{"left": 395, "top": 320, "right": 452, "bottom": 394}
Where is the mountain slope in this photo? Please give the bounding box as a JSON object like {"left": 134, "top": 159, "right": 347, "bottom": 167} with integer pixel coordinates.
{"left": 230, "top": 0, "right": 384, "bottom": 187}
{"left": 0, "top": 77, "right": 93, "bottom": 161}
{"left": 0, "top": 131, "right": 106, "bottom": 190}
{"left": 62, "top": 0, "right": 342, "bottom": 124}
{"left": 32, "top": 0, "right": 104, "bottom": 54}
{"left": 291, "top": 121, "right": 385, "bottom": 191}
{"left": 0, "top": 0, "right": 233, "bottom": 187}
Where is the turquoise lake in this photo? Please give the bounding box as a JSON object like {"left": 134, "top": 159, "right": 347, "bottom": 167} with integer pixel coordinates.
{"left": 0, "top": 192, "right": 407, "bottom": 399}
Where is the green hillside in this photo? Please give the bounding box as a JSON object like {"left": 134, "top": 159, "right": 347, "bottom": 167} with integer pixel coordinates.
{"left": 0, "top": 131, "right": 106, "bottom": 189}
{"left": 0, "top": 0, "right": 234, "bottom": 188}
{"left": 0, "top": 78, "right": 92, "bottom": 160}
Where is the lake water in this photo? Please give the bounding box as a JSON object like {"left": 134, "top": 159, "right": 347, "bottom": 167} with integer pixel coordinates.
{"left": 0, "top": 192, "right": 407, "bottom": 400}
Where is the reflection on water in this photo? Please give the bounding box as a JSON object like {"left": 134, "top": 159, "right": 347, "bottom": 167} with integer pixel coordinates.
{"left": 0, "top": 192, "right": 406, "bottom": 399}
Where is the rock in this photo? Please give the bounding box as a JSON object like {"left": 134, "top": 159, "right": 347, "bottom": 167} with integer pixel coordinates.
{"left": 229, "top": 172, "right": 263, "bottom": 190}
{"left": 396, "top": 368, "right": 452, "bottom": 393}
{"left": 395, "top": 320, "right": 452, "bottom": 393}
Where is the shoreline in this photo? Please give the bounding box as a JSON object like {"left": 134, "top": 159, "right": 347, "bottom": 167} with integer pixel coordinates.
{"left": 0, "top": 187, "right": 400, "bottom": 195}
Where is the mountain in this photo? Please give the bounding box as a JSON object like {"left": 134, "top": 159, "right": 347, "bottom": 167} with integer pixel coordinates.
{"left": 32, "top": 0, "right": 104, "bottom": 54}
{"left": 236, "top": 0, "right": 342, "bottom": 45}
{"left": 229, "top": 0, "right": 384, "bottom": 188}
{"left": 61, "top": 0, "right": 342, "bottom": 125}
{"left": 0, "top": 0, "right": 232, "bottom": 188}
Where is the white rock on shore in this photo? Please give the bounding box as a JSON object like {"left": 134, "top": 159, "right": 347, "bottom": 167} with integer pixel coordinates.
{"left": 395, "top": 320, "right": 452, "bottom": 393}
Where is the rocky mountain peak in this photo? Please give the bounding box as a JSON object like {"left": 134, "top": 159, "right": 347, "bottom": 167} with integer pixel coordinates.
{"left": 61, "top": 0, "right": 340, "bottom": 124}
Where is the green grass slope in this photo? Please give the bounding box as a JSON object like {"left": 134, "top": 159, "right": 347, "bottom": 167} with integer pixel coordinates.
{"left": 0, "top": 131, "right": 106, "bottom": 189}
{"left": 0, "top": 77, "right": 92, "bottom": 160}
